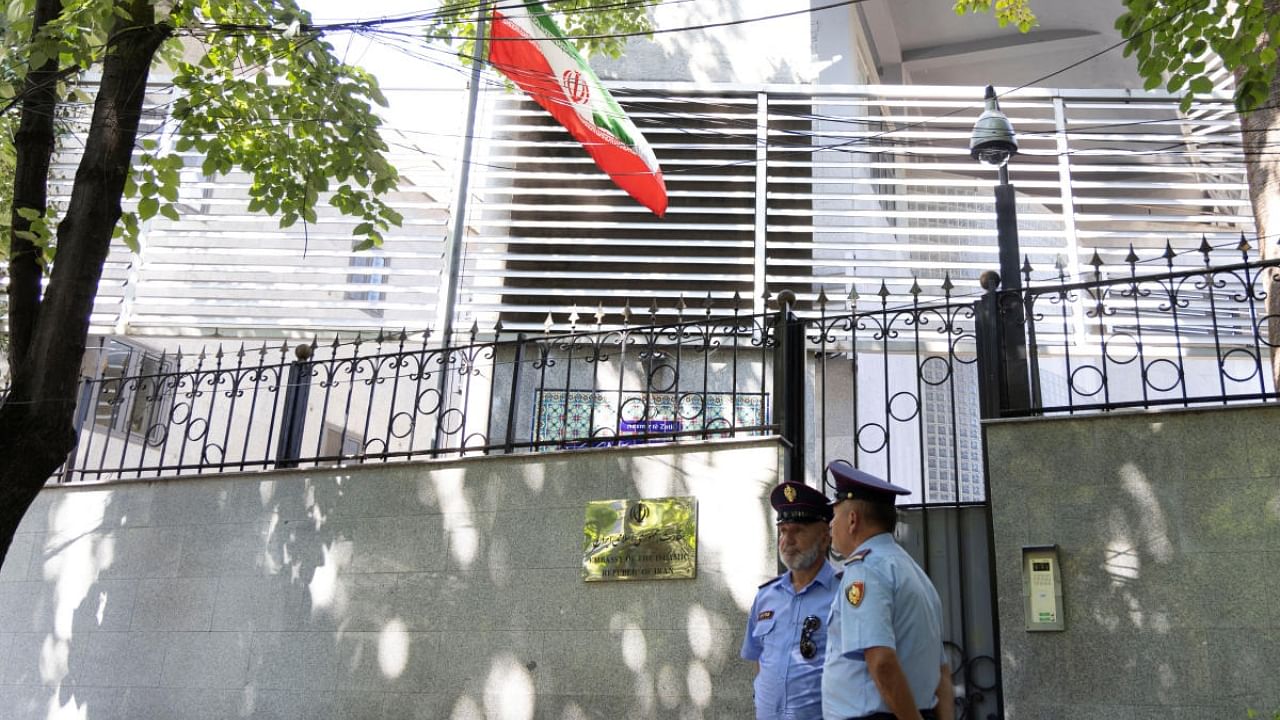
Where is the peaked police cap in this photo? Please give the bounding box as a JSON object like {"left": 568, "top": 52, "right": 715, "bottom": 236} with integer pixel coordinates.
{"left": 770, "top": 482, "right": 833, "bottom": 524}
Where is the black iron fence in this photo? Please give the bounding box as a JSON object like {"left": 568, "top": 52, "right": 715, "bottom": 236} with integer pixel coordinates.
{"left": 62, "top": 303, "right": 784, "bottom": 483}
{"left": 55, "top": 239, "right": 1278, "bottom": 491}
{"left": 996, "top": 238, "right": 1280, "bottom": 416}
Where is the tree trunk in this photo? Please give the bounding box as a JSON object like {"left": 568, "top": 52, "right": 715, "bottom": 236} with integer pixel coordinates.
{"left": 0, "top": 1, "right": 170, "bottom": 568}
{"left": 1245, "top": 0, "right": 1280, "bottom": 388}
{"left": 7, "top": 0, "right": 63, "bottom": 369}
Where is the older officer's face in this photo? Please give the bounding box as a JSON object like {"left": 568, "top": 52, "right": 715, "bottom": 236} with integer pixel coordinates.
{"left": 777, "top": 521, "right": 830, "bottom": 571}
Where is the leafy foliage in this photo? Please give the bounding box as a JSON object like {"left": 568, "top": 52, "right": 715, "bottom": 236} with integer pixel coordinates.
{"left": 952, "top": 0, "right": 1038, "bottom": 33}
{"left": 0, "top": 117, "right": 11, "bottom": 252}
{"left": 1, "top": 0, "right": 404, "bottom": 256}
{"left": 165, "top": 1, "right": 403, "bottom": 251}
{"left": 427, "top": 0, "right": 658, "bottom": 63}
{"left": 1117, "top": 0, "right": 1280, "bottom": 113}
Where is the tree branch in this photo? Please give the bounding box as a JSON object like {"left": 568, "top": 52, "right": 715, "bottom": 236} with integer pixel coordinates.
{"left": 7, "top": 0, "right": 65, "bottom": 372}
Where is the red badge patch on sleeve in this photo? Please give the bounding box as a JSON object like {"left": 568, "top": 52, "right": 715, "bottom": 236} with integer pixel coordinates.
{"left": 757, "top": 610, "right": 774, "bottom": 621}
{"left": 846, "top": 581, "right": 865, "bottom": 607}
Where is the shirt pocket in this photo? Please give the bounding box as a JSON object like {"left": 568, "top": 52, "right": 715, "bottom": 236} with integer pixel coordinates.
{"left": 751, "top": 617, "right": 777, "bottom": 639}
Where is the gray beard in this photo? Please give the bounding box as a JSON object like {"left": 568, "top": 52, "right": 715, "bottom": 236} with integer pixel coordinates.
{"left": 781, "top": 543, "right": 824, "bottom": 572}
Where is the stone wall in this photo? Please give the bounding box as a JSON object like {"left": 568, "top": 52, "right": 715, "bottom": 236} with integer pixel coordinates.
{"left": 0, "top": 438, "right": 785, "bottom": 719}
{"left": 985, "top": 403, "right": 1280, "bottom": 719}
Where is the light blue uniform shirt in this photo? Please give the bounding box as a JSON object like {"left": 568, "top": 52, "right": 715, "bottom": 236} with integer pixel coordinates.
{"left": 741, "top": 560, "right": 839, "bottom": 720}
{"left": 821, "top": 532, "right": 945, "bottom": 720}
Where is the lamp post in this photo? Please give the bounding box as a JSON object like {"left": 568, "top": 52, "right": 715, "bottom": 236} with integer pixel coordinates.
{"left": 970, "top": 85, "right": 1033, "bottom": 413}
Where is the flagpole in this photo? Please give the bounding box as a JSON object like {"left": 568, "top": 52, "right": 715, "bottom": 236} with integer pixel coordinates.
{"left": 434, "top": 0, "right": 488, "bottom": 349}
{"left": 432, "top": 1, "right": 487, "bottom": 453}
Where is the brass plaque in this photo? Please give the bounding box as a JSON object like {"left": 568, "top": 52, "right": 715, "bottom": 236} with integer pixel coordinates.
{"left": 582, "top": 497, "right": 697, "bottom": 582}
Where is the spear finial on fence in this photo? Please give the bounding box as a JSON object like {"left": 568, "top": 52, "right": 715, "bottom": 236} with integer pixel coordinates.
{"left": 703, "top": 291, "right": 713, "bottom": 317}
{"left": 941, "top": 273, "right": 954, "bottom": 298}
{"left": 236, "top": 342, "right": 245, "bottom": 360}
{"left": 817, "top": 286, "right": 829, "bottom": 309}
{"left": 1199, "top": 234, "right": 1213, "bottom": 266}
{"left": 543, "top": 313, "right": 554, "bottom": 335}
{"left": 1053, "top": 254, "right": 1067, "bottom": 279}
{"left": 1125, "top": 244, "right": 1139, "bottom": 269}
{"left": 1238, "top": 232, "right": 1251, "bottom": 260}
{"left": 647, "top": 298, "right": 659, "bottom": 321}
{"left": 908, "top": 278, "right": 921, "bottom": 298}
{"left": 1021, "top": 255, "right": 1033, "bottom": 285}
{"left": 494, "top": 318, "right": 505, "bottom": 337}
{"left": 848, "top": 285, "right": 859, "bottom": 309}
{"left": 732, "top": 290, "right": 742, "bottom": 312}
{"left": 469, "top": 320, "right": 479, "bottom": 341}
{"left": 596, "top": 301, "right": 606, "bottom": 326}
{"left": 1163, "top": 239, "right": 1176, "bottom": 269}
{"left": 1088, "top": 250, "right": 1104, "bottom": 279}
{"left": 877, "top": 281, "right": 890, "bottom": 306}
{"left": 622, "top": 299, "right": 633, "bottom": 326}
{"left": 677, "top": 294, "right": 687, "bottom": 317}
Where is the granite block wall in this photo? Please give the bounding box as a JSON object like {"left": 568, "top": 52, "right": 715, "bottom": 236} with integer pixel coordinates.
{"left": 985, "top": 403, "right": 1280, "bottom": 719}
{"left": 0, "top": 437, "right": 784, "bottom": 719}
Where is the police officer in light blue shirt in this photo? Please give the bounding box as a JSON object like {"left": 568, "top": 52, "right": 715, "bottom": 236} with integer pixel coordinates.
{"left": 741, "top": 481, "right": 839, "bottom": 720}
{"left": 822, "top": 462, "right": 954, "bottom": 720}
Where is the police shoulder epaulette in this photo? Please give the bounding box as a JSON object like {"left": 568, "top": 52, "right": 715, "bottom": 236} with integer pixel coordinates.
{"left": 844, "top": 548, "right": 872, "bottom": 565}
{"left": 758, "top": 574, "right": 783, "bottom": 589}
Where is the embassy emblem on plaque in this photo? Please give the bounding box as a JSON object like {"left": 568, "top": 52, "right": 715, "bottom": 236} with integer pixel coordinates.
{"left": 582, "top": 497, "right": 697, "bottom": 582}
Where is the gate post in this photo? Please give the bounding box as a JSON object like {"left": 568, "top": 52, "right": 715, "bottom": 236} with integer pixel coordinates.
{"left": 275, "top": 343, "right": 313, "bottom": 469}
{"left": 974, "top": 271, "right": 1032, "bottom": 418}
{"left": 771, "top": 289, "right": 805, "bottom": 483}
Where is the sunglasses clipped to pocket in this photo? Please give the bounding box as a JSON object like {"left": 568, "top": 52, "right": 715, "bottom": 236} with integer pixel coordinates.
{"left": 799, "top": 615, "right": 820, "bottom": 659}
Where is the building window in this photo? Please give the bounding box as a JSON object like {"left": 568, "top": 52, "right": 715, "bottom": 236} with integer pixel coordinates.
{"left": 347, "top": 248, "right": 389, "bottom": 318}
{"left": 84, "top": 339, "right": 175, "bottom": 442}
{"left": 319, "top": 423, "right": 364, "bottom": 464}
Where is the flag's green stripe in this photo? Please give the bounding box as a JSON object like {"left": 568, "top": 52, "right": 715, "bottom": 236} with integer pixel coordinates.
{"left": 519, "top": 0, "right": 640, "bottom": 152}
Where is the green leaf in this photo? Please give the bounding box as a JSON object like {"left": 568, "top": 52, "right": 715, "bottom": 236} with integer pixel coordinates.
{"left": 160, "top": 203, "right": 180, "bottom": 221}
{"left": 138, "top": 197, "right": 159, "bottom": 221}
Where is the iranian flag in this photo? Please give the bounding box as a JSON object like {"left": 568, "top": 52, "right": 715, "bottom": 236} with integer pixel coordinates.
{"left": 488, "top": 0, "right": 668, "bottom": 217}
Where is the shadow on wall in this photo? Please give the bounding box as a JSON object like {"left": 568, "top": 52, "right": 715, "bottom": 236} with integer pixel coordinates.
{"left": 989, "top": 408, "right": 1280, "bottom": 718}
{"left": 0, "top": 439, "right": 779, "bottom": 719}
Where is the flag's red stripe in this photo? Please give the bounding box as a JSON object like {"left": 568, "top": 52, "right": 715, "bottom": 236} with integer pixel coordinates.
{"left": 489, "top": 10, "right": 668, "bottom": 217}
